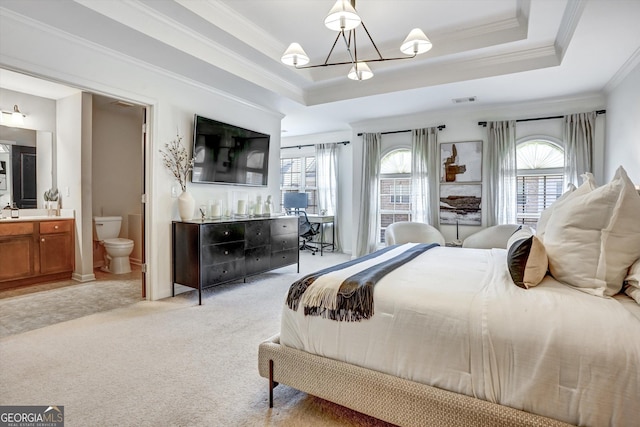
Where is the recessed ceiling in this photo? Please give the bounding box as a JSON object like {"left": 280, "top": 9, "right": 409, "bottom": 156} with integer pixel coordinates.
{"left": 1, "top": 0, "right": 639, "bottom": 136}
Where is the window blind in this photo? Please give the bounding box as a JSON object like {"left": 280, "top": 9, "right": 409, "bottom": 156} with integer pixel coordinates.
{"left": 516, "top": 174, "right": 563, "bottom": 225}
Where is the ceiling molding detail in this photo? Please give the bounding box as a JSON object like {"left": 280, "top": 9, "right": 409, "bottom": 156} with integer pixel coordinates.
{"left": 604, "top": 45, "right": 640, "bottom": 92}
{"left": 74, "top": 0, "right": 306, "bottom": 103}
{"left": 555, "top": 0, "right": 586, "bottom": 62}
{"left": 0, "top": 7, "right": 283, "bottom": 118}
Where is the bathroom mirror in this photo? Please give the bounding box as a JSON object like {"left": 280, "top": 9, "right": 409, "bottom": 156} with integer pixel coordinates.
{"left": 0, "top": 125, "right": 54, "bottom": 209}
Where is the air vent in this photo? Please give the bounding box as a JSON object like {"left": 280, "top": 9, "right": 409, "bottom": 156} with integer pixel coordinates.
{"left": 452, "top": 96, "right": 477, "bottom": 104}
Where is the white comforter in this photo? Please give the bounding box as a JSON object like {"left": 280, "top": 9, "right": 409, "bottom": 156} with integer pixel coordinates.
{"left": 281, "top": 247, "right": 640, "bottom": 426}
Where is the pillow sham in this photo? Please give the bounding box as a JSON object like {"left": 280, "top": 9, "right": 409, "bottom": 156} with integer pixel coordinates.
{"left": 544, "top": 166, "right": 640, "bottom": 297}
{"left": 507, "top": 228, "right": 548, "bottom": 289}
{"left": 537, "top": 175, "right": 594, "bottom": 243}
{"left": 624, "top": 259, "right": 640, "bottom": 305}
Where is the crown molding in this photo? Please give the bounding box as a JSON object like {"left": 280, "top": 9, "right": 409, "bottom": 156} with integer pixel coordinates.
{"left": 555, "top": 0, "right": 586, "bottom": 62}
{"left": 73, "top": 0, "right": 305, "bottom": 103}
{"left": 604, "top": 45, "right": 640, "bottom": 92}
{"left": 0, "top": 7, "right": 283, "bottom": 119}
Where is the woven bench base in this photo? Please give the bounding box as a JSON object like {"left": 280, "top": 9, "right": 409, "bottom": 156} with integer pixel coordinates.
{"left": 258, "top": 334, "right": 574, "bottom": 427}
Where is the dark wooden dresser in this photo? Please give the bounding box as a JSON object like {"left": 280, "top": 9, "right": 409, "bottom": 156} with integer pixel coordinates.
{"left": 172, "top": 216, "right": 299, "bottom": 304}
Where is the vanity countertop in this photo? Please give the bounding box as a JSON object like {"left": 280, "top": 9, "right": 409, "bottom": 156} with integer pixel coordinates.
{"left": 0, "top": 209, "right": 74, "bottom": 222}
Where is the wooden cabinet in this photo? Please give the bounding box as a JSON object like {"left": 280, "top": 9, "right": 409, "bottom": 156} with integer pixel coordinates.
{"left": 0, "top": 219, "right": 74, "bottom": 290}
{"left": 172, "top": 216, "right": 299, "bottom": 304}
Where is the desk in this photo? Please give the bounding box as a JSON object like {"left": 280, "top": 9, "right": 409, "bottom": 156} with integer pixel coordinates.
{"left": 306, "top": 214, "right": 335, "bottom": 255}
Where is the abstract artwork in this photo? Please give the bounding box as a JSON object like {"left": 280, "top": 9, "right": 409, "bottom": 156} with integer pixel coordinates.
{"left": 440, "top": 141, "right": 482, "bottom": 182}
{"left": 439, "top": 183, "right": 482, "bottom": 225}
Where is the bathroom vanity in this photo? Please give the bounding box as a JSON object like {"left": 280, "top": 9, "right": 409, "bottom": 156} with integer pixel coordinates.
{"left": 0, "top": 217, "right": 75, "bottom": 290}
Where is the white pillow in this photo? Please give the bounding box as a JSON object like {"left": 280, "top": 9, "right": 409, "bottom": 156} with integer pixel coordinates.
{"left": 544, "top": 166, "right": 640, "bottom": 297}
{"left": 537, "top": 175, "right": 594, "bottom": 243}
{"left": 624, "top": 259, "right": 640, "bottom": 304}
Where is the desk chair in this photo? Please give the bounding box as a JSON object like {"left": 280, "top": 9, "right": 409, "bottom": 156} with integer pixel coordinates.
{"left": 283, "top": 193, "right": 320, "bottom": 254}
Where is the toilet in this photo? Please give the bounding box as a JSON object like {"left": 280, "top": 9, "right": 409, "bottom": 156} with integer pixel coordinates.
{"left": 94, "top": 216, "right": 134, "bottom": 274}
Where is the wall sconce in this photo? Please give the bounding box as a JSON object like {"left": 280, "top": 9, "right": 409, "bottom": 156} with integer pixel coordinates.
{"left": 1, "top": 104, "right": 26, "bottom": 126}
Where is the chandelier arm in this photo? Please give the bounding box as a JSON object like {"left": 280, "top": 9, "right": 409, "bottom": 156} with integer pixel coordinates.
{"left": 340, "top": 29, "right": 356, "bottom": 65}
{"left": 360, "top": 21, "right": 384, "bottom": 60}
{"left": 293, "top": 55, "right": 417, "bottom": 70}
{"left": 323, "top": 32, "right": 343, "bottom": 66}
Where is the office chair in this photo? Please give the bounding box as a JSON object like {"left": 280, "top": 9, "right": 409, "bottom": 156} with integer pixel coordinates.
{"left": 297, "top": 210, "right": 320, "bottom": 254}
{"left": 283, "top": 192, "right": 320, "bottom": 254}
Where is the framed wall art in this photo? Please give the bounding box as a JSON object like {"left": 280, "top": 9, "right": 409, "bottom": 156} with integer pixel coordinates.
{"left": 439, "top": 183, "right": 482, "bottom": 225}
{"left": 440, "top": 141, "right": 482, "bottom": 183}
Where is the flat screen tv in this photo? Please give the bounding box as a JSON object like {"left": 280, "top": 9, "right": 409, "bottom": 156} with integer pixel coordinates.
{"left": 191, "top": 114, "right": 270, "bottom": 186}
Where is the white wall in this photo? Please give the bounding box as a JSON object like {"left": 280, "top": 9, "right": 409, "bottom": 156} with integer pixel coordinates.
{"left": 605, "top": 60, "right": 640, "bottom": 184}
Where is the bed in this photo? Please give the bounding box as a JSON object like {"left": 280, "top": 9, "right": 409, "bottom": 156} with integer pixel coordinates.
{"left": 258, "top": 167, "right": 640, "bottom": 427}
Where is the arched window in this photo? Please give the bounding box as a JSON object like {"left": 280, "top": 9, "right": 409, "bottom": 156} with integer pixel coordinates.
{"left": 516, "top": 138, "right": 564, "bottom": 226}
{"left": 379, "top": 149, "right": 411, "bottom": 243}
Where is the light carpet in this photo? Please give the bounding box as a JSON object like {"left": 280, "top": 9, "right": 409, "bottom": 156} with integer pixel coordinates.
{"left": 0, "top": 252, "right": 395, "bottom": 427}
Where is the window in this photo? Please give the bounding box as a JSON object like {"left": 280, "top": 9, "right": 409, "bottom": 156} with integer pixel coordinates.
{"left": 280, "top": 155, "right": 317, "bottom": 214}
{"left": 516, "top": 139, "right": 564, "bottom": 226}
{"left": 379, "top": 149, "right": 412, "bottom": 243}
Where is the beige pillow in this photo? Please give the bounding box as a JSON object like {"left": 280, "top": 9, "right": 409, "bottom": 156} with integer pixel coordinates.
{"left": 624, "top": 259, "right": 640, "bottom": 304}
{"left": 506, "top": 227, "right": 548, "bottom": 289}
{"left": 544, "top": 167, "right": 640, "bottom": 296}
{"left": 537, "top": 175, "right": 594, "bottom": 243}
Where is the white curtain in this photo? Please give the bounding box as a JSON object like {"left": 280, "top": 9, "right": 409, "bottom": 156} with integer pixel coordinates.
{"left": 316, "top": 143, "right": 340, "bottom": 252}
{"left": 355, "top": 133, "right": 381, "bottom": 257}
{"left": 411, "top": 128, "right": 439, "bottom": 225}
{"left": 486, "top": 121, "right": 517, "bottom": 226}
{"left": 564, "top": 112, "right": 596, "bottom": 188}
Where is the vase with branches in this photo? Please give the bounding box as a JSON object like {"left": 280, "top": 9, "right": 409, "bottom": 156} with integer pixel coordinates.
{"left": 160, "top": 134, "right": 196, "bottom": 220}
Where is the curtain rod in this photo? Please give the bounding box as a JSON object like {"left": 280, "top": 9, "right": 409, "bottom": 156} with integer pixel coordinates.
{"left": 281, "top": 140, "right": 350, "bottom": 150}
{"left": 357, "top": 125, "right": 446, "bottom": 136}
{"left": 477, "top": 110, "right": 606, "bottom": 127}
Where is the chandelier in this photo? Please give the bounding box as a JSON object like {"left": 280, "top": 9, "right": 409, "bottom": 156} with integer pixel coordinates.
{"left": 280, "top": 0, "right": 432, "bottom": 81}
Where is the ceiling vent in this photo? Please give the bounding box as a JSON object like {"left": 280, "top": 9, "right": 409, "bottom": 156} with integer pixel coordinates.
{"left": 452, "top": 96, "right": 477, "bottom": 104}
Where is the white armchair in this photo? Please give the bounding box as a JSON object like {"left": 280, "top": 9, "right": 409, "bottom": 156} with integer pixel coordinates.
{"left": 461, "top": 224, "right": 522, "bottom": 249}
{"left": 385, "top": 222, "right": 445, "bottom": 246}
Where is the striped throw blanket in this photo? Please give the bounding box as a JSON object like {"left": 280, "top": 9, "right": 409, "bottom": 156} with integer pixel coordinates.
{"left": 286, "top": 243, "right": 438, "bottom": 321}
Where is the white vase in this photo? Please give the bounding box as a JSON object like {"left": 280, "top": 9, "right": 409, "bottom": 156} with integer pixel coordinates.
{"left": 178, "top": 190, "right": 195, "bottom": 221}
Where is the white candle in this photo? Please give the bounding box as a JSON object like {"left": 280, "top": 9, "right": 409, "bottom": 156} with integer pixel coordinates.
{"left": 237, "top": 200, "right": 246, "bottom": 214}
{"left": 255, "top": 203, "right": 263, "bottom": 215}
{"left": 212, "top": 202, "right": 221, "bottom": 217}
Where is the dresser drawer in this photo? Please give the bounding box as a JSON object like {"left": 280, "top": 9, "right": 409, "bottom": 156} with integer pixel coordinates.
{"left": 272, "top": 232, "right": 299, "bottom": 252}
{"left": 271, "top": 249, "right": 298, "bottom": 270}
{"left": 0, "top": 221, "right": 34, "bottom": 236}
{"left": 201, "top": 223, "right": 244, "bottom": 244}
{"left": 40, "top": 220, "right": 72, "bottom": 234}
{"left": 202, "top": 259, "right": 245, "bottom": 286}
{"left": 246, "top": 221, "right": 271, "bottom": 249}
{"left": 270, "top": 218, "right": 297, "bottom": 237}
{"left": 245, "top": 246, "right": 271, "bottom": 276}
{"left": 202, "top": 241, "right": 245, "bottom": 265}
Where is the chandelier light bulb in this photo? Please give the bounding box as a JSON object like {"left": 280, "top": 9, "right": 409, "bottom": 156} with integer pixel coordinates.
{"left": 324, "top": 0, "right": 361, "bottom": 31}
{"left": 400, "top": 28, "right": 432, "bottom": 55}
{"left": 348, "top": 62, "right": 373, "bottom": 81}
{"left": 281, "top": 43, "right": 310, "bottom": 67}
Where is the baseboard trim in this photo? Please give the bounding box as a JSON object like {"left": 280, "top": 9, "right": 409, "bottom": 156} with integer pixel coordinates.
{"left": 72, "top": 273, "right": 96, "bottom": 282}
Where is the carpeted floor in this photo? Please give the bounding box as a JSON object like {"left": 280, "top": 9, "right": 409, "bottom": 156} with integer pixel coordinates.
{"left": 0, "top": 268, "right": 143, "bottom": 338}
{"left": 0, "top": 251, "right": 396, "bottom": 426}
